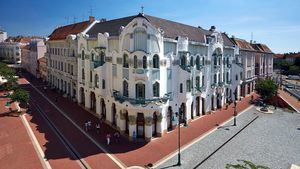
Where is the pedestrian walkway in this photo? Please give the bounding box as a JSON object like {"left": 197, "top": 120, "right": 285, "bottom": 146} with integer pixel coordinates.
{"left": 19, "top": 71, "right": 258, "bottom": 168}
{"left": 0, "top": 92, "right": 43, "bottom": 169}
{"left": 278, "top": 89, "right": 300, "bottom": 113}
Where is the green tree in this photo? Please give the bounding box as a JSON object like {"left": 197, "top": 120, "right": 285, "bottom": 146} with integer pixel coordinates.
{"left": 0, "top": 62, "right": 18, "bottom": 90}
{"left": 9, "top": 88, "right": 29, "bottom": 104}
{"left": 226, "top": 160, "right": 270, "bottom": 169}
{"left": 255, "top": 79, "right": 278, "bottom": 101}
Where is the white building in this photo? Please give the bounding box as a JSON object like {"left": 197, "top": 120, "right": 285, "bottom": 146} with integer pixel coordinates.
{"left": 21, "top": 38, "right": 46, "bottom": 77}
{"left": 0, "top": 37, "right": 31, "bottom": 64}
{"left": 45, "top": 16, "right": 98, "bottom": 100}
{"left": 0, "top": 29, "right": 7, "bottom": 42}
{"left": 74, "top": 13, "right": 241, "bottom": 141}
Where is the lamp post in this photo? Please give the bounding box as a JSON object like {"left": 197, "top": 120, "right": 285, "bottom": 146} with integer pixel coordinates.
{"left": 175, "top": 111, "right": 182, "bottom": 166}
{"left": 233, "top": 105, "right": 237, "bottom": 126}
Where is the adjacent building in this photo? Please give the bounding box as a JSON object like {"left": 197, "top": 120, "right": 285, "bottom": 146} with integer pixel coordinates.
{"left": 0, "top": 29, "right": 7, "bottom": 42}
{"left": 21, "top": 38, "right": 46, "bottom": 77}
{"left": 45, "top": 16, "right": 98, "bottom": 99}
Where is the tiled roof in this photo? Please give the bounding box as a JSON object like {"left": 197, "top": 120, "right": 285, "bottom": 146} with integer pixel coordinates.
{"left": 87, "top": 14, "right": 207, "bottom": 43}
{"left": 221, "top": 33, "right": 235, "bottom": 47}
{"left": 251, "top": 43, "right": 273, "bottom": 54}
{"left": 231, "top": 38, "right": 255, "bottom": 51}
{"left": 48, "top": 21, "right": 92, "bottom": 41}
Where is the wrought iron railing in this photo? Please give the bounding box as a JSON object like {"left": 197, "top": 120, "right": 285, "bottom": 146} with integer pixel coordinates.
{"left": 112, "top": 91, "right": 171, "bottom": 105}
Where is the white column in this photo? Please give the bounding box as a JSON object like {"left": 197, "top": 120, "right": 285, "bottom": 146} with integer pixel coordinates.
{"left": 85, "top": 91, "right": 90, "bottom": 109}
{"left": 145, "top": 125, "right": 152, "bottom": 140}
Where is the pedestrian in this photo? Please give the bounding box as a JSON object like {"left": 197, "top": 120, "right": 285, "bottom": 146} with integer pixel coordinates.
{"left": 43, "top": 86, "right": 47, "bottom": 92}
{"left": 114, "top": 131, "right": 120, "bottom": 143}
{"left": 88, "top": 120, "right": 92, "bottom": 131}
{"left": 96, "top": 123, "right": 100, "bottom": 134}
{"left": 234, "top": 100, "right": 237, "bottom": 108}
{"left": 55, "top": 96, "right": 58, "bottom": 102}
{"left": 84, "top": 121, "right": 88, "bottom": 131}
{"left": 225, "top": 103, "right": 229, "bottom": 110}
{"left": 132, "top": 131, "right": 136, "bottom": 143}
{"left": 106, "top": 133, "right": 111, "bottom": 145}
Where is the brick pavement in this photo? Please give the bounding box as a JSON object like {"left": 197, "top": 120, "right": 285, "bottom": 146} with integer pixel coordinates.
{"left": 20, "top": 71, "right": 257, "bottom": 168}
{"left": 0, "top": 92, "right": 43, "bottom": 169}
{"left": 278, "top": 89, "right": 300, "bottom": 113}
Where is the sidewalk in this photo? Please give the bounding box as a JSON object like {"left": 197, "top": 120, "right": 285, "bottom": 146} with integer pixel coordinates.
{"left": 278, "top": 89, "right": 300, "bottom": 113}
{"left": 20, "top": 71, "right": 258, "bottom": 167}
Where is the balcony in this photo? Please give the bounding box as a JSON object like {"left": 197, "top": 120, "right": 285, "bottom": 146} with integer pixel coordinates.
{"left": 179, "top": 65, "right": 191, "bottom": 72}
{"left": 113, "top": 91, "right": 171, "bottom": 105}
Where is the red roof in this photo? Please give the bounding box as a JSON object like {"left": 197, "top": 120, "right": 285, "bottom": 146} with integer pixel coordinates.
{"left": 231, "top": 38, "right": 255, "bottom": 51}
{"left": 48, "top": 21, "right": 92, "bottom": 41}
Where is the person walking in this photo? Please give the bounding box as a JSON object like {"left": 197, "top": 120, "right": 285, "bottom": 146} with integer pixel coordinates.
{"left": 84, "top": 121, "right": 88, "bottom": 131}
{"left": 114, "top": 131, "right": 120, "bottom": 143}
{"left": 96, "top": 123, "right": 100, "bottom": 134}
{"left": 132, "top": 131, "right": 136, "bottom": 143}
{"left": 106, "top": 133, "right": 111, "bottom": 145}
{"left": 88, "top": 120, "right": 92, "bottom": 131}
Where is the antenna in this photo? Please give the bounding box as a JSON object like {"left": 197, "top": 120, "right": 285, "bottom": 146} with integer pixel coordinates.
{"left": 89, "top": 5, "right": 94, "bottom": 16}
{"left": 141, "top": 5, "right": 144, "bottom": 14}
{"left": 251, "top": 32, "right": 253, "bottom": 42}
{"left": 65, "top": 17, "right": 70, "bottom": 24}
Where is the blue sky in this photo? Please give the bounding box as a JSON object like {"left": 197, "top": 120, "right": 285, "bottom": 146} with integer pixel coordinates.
{"left": 0, "top": 0, "right": 299, "bottom": 53}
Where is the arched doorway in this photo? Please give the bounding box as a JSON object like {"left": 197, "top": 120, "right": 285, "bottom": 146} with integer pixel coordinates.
{"left": 191, "top": 102, "right": 194, "bottom": 119}
{"left": 211, "top": 95, "right": 215, "bottom": 111}
{"left": 167, "top": 106, "right": 173, "bottom": 131}
{"left": 136, "top": 113, "right": 145, "bottom": 138}
{"left": 100, "top": 98, "right": 106, "bottom": 120}
{"left": 111, "top": 103, "right": 116, "bottom": 126}
{"left": 90, "top": 92, "right": 96, "bottom": 112}
{"left": 152, "top": 112, "right": 157, "bottom": 137}
{"left": 202, "top": 98, "right": 205, "bottom": 115}
{"left": 179, "top": 103, "right": 186, "bottom": 124}
{"left": 80, "top": 87, "right": 85, "bottom": 105}
{"left": 217, "top": 94, "right": 222, "bottom": 109}
{"left": 196, "top": 97, "right": 200, "bottom": 116}
{"left": 125, "top": 110, "right": 129, "bottom": 134}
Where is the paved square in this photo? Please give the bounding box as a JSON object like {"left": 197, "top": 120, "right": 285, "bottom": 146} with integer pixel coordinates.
{"left": 158, "top": 107, "right": 300, "bottom": 169}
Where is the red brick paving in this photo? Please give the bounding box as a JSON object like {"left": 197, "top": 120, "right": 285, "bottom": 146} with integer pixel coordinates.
{"left": 278, "top": 89, "right": 300, "bottom": 113}
{"left": 0, "top": 92, "right": 43, "bottom": 169}
{"left": 19, "top": 71, "right": 258, "bottom": 168}
{"left": 19, "top": 74, "right": 121, "bottom": 169}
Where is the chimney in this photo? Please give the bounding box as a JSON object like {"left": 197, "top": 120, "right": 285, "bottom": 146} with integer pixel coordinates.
{"left": 209, "top": 26, "right": 216, "bottom": 31}
{"left": 89, "top": 16, "right": 95, "bottom": 23}
{"left": 231, "top": 35, "right": 235, "bottom": 39}
{"left": 250, "top": 40, "right": 253, "bottom": 44}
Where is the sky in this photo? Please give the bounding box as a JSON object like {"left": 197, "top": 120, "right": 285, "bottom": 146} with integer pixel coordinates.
{"left": 0, "top": 0, "right": 299, "bottom": 54}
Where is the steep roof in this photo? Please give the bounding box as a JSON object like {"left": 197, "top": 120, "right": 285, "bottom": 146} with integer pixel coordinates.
{"left": 251, "top": 43, "right": 273, "bottom": 54}
{"left": 87, "top": 13, "right": 207, "bottom": 43}
{"left": 231, "top": 38, "right": 255, "bottom": 51}
{"left": 48, "top": 21, "right": 92, "bottom": 41}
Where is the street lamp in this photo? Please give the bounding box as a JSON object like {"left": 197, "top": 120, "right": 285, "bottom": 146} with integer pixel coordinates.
{"left": 175, "top": 110, "right": 188, "bottom": 166}
{"left": 233, "top": 105, "right": 237, "bottom": 126}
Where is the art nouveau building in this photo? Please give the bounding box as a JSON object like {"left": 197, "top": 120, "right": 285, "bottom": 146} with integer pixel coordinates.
{"left": 75, "top": 13, "right": 241, "bottom": 140}
{"left": 45, "top": 16, "right": 98, "bottom": 99}
{"left": 251, "top": 43, "right": 273, "bottom": 79}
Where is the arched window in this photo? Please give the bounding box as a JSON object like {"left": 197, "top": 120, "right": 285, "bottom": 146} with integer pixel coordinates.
{"left": 214, "top": 74, "right": 217, "bottom": 84}
{"left": 134, "top": 55, "right": 138, "bottom": 68}
{"left": 226, "top": 72, "right": 229, "bottom": 82}
{"left": 94, "top": 74, "right": 99, "bottom": 87}
{"left": 134, "top": 28, "right": 147, "bottom": 52}
{"left": 91, "top": 53, "right": 95, "bottom": 61}
{"left": 202, "top": 57, "right": 205, "bottom": 65}
{"left": 153, "top": 54, "right": 159, "bottom": 68}
{"left": 143, "top": 56, "right": 147, "bottom": 69}
{"left": 190, "top": 56, "right": 194, "bottom": 67}
{"left": 81, "top": 50, "right": 85, "bottom": 60}
{"left": 226, "top": 57, "right": 230, "bottom": 67}
{"left": 153, "top": 82, "right": 160, "bottom": 97}
{"left": 214, "top": 56, "right": 217, "bottom": 66}
{"left": 123, "top": 80, "right": 128, "bottom": 97}
{"left": 100, "top": 51, "right": 105, "bottom": 64}
{"left": 196, "top": 76, "right": 200, "bottom": 89}
{"left": 196, "top": 56, "right": 200, "bottom": 70}
{"left": 72, "top": 50, "right": 75, "bottom": 57}
{"left": 123, "top": 54, "right": 129, "bottom": 68}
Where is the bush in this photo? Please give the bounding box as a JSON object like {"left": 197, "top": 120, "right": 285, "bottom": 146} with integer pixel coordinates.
{"left": 9, "top": 89, "right": 29, "bottom": 104}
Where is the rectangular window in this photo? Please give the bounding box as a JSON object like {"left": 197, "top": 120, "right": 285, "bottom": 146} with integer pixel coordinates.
{"left": 202, "top": 75, "right": 204, "bottom": 87}
{"left": 82, "top": 69, "right": 85, "bottom": 79}
{"left": 90, "top": 71, "right": 92, "bottom": 82}
{"left": 112, "top": 64, "right": 117, "bottom": 77}
{"left": 180, "top": 83, "right": 183, "bottom": 93}
{"left": 102, "top": 79, "right": 105, "bottom": 89}
{"left": 186, "top": 80, "right": 191, "bottom": 92}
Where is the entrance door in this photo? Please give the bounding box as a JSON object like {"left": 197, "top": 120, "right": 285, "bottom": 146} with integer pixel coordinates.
{"left": 136, "top": 113, "right": 145, "bottom": 138}
{"left": 101, "top": 99, "right": 106, "bottom": 120}
{"left": 191, "top": 102, "right": 194, "bottom": 119}
{"left": 80, "top": 87, "right": 85, "bottom": 105}
{"left": 196, "top": 97, "right": 200, "bottom": 116}
{"left": 167, "top": 107, "right": 173, "bottom": 131}
{"left": 202, "top": 98, "right": 205, "bottom": 115}
{"left": 125, "top": 111, "right": 129, "bottom": 134}
{"left": 112, "top": 103, "right": 116, "bottom": 126}
{"left": 152, "top": 112, "right": 157, "bottom": 137}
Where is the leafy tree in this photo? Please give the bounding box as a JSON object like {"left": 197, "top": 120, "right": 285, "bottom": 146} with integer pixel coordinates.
{"left": 255, "top": 79, "right": 278, "bottom": 101}
{"left": 0, "top": 62, "right": 18, "bottom": 90}
{"left": 226, "top": 160, "right": 270, "bottom": 169}
{"left": 9, "top": 88, "right": 29, "bottom": 104}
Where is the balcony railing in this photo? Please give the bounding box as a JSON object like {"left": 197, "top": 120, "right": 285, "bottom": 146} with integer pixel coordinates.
{"left": 113, "top": 91, "right": 171, "bottom": 105}
{"left": 90, "top": 60, "right": 105, "bottom": 69}
{"left": 179, "top": 64, "right": 191, "bottom": 72}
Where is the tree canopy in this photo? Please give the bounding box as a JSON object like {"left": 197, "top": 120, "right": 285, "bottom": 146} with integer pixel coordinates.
{"left": 255, "top": 79, "right": 278, "bottom": 101}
